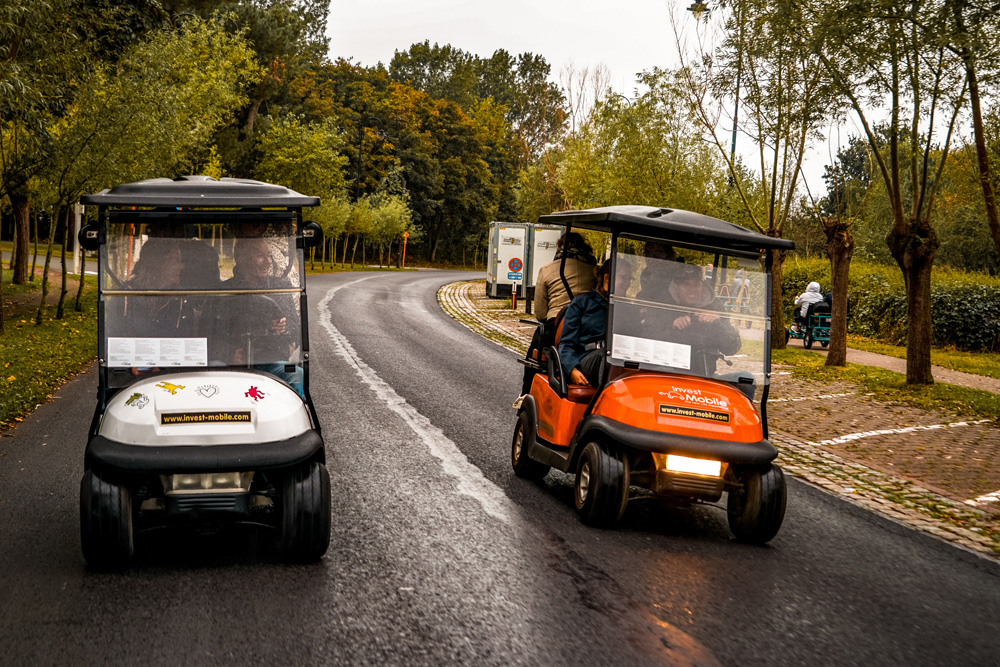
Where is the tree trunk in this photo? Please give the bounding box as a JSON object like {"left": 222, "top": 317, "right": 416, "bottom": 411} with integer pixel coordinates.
{"left": 35, "top": 212, "right": 57, "bottom": 326}
{"left": 361, "top": 239, "right": 365, "bottom": 266}
{"left": 350, "top": 235, "right": 360, "bottom": 267}
{"left": 245, "top": 96, "right": 264, "bottom": 139}
{"left": 887, "top": 219, "right": 938, "bottom": 384}
{"left": 11, "top": 194, "right": 29, "bottom": 284}
{"left": 30, "top": 209, "right": 39, "bottom": 282}
{"left": 822, "top": 217, "right": 854, "bottom": 366}
{"left": 769, "top": 246, "right": 789, "bottom": 350}
{"left": 342, "top": 233, "right": 349, "bottom": 266}
{"left": 75, "top": 245, "right": 86, "bottom": 312}
{"left": 57, "top": 205, "right": 70, "bottom": 319}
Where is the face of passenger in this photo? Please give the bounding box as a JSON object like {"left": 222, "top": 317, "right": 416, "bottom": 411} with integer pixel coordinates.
{"left": 162, "top": 247, "right": 183, "bottom": 288}
{"left": 239, "top": 239, "right": 273, "bottom": 278}
{"left": 673, "top": 274, "right": 705, "bottom": 305}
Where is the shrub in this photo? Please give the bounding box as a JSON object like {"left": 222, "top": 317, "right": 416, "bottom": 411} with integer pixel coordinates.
{"left": 781, "top": 259, "right": 1000, "bottom": 352}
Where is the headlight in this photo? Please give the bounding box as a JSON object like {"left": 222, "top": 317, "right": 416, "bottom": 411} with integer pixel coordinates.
{"left": 662, "top": 455, "right": 722, "bottom": 477}
{"left": 162, "top": 472, "right": 253, "bottom": 494}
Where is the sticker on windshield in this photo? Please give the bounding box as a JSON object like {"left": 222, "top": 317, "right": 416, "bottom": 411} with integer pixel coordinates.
{"left": 107, "top": 337, "right": 208, "bottom": 368}
{"left": 612, "top": 334, "right": 691, "bottom": 369}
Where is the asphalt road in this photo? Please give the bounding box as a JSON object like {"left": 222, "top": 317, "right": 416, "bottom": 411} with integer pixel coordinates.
{"left": 1, "top": 269, "right": 998, "bottom": 666}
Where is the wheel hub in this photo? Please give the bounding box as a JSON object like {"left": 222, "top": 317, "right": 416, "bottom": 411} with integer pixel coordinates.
{"left": 578, "top": 461, "right": 591, "bottom": 503}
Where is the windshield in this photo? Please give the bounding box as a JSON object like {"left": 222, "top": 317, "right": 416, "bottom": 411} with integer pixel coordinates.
{"left": 609, "top": 236, "right": 770, "bottom": 400}
{"left": 99, "top": 215, "right": 305, "bottom": 393}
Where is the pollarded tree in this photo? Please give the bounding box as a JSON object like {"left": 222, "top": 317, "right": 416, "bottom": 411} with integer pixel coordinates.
{"left": 803, "top": 0, "right": 969, "bottom": 383}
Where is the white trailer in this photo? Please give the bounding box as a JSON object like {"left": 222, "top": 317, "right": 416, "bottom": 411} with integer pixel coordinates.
{"left": 486, "top": 221, "right": 529, "bottom": 297}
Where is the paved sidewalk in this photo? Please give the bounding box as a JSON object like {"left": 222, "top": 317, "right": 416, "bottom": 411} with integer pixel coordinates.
{"left": 439, "top": 280, "right": 1000, "bottom": 559}
{"left": 800, "top": 343, "right": 1000, "bottom": 394}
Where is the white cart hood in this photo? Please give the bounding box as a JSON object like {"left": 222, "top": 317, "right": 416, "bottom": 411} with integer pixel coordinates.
{"left": 99, "top": 371, "right": 311, "bottom": 446}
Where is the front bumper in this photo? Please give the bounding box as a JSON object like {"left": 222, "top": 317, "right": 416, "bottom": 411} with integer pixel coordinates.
{"left": 85, "top": 428, "right": 324, "bottom": 475}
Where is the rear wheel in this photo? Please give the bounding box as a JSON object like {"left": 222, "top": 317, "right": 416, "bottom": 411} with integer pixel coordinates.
{"left": 80, "top": 469, "right": 134, "bottom": 569}
{"left": 821, "top": 340, "right": 829, "bottom": 348}
{"left": 279, "top": 462, "right": 331, "bottom": 562}
{"left": 727, "top": 464, "right": 786, "bottom": 544}
{"left": 574, "top": 442, "right": 629, "bottom": 527}
{"left": 511, "top": 412, "right": 550, "bottom": 480}
{"left": 803, "top": 329, "right": 814, "bottom": 349}
{"left": 784, "top": 327, "right": 790, "bottom": 344}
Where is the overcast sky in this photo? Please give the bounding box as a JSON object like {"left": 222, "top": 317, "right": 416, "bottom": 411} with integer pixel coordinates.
{"left": 325, "top": 0, "right": 682, "bottom": 95}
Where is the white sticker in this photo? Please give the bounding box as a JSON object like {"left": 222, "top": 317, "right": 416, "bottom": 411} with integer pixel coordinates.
{"left": 107, "top": 338, "right": 208, "bottom": 367}
{"left": 612, "top": 333, "right": 691, "bottom": 370}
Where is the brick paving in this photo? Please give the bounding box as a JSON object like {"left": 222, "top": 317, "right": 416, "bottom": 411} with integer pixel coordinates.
{"left": 439, "top": 280, "right": 1000, "bottom": 559}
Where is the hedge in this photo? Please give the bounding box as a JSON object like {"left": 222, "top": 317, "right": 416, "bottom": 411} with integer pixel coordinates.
{"left": 781, "top": 258, "right": 1000, "bottom": 352}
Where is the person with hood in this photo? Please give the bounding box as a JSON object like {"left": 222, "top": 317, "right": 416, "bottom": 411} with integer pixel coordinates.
{"left": 793, "top": 281, "right": 825, "bottom": 333}
{"left": 533, "top": 232, "right": 598, "bottom": 322}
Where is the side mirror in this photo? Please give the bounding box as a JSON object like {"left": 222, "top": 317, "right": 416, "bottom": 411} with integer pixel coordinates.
{"left": 78, "top": 223, "right": 100, "bottom": 251}
{"left": 300, "top": 221, "right": 323, "bottom": 249}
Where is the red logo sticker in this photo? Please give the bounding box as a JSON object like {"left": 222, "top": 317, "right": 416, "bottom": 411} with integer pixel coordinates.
{"left": 245, "top": 386, "right": 266, "bottom": 401}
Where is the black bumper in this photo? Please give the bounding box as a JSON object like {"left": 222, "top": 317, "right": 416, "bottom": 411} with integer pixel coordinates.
{"left": 85, "top": 429, "right": 324, "bottom": 474}
{"left": 580, "top": 416, "right": 777, "bottom": 465}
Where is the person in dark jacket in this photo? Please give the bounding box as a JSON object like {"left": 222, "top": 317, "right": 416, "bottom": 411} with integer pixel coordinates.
{"left": 559, "top": 260, "right": 613, "bottom": 387}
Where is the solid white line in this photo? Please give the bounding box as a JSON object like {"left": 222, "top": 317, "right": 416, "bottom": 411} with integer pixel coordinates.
{"left": 967, "top": 490, "right": 1000, "bottom": 505}
{"left": 810, "top": 419, "right": 991, "bottom": 447}
{"left": 317, "top": 275, "right": 513, "bottom": 524}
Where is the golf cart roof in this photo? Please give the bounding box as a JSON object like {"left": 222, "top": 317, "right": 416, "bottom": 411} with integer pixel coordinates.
{"left": 80, "top": 175, "right": 320, "bottom": 208}
{"left": 539, "top": 206, "right": 795, "bottom": 254}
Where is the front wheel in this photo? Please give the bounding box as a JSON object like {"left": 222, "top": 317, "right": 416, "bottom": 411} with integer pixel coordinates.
{"left": 80, "top": 469, "right": 134, "bottom": 569}
{"left": 512, "top": 412, "right": 550, "bottom": 480}
{"left": 574, "top": 442, "right": 629, "bottom": 527}
{"left": 727, "top": 464, "right": 786, "bottom": 544}
{"left": 279, "top": 462, "right": 331, "bottom": 562}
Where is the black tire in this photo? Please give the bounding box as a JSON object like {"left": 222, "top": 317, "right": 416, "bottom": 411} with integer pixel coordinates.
{"left": 803, "top": 329, "right": 814, "bottom": 349}
{"left": 80, "top": 469, "right": 134, "bottom": 569}
{"left": 511, "top": 412, "right": 550, "bottom": 480}
{"left": 821, "top": 340, "right": 829, "bottom": 348}
{"left": 279, "top": 462, "right": 331, "bottom": 562}
{"left": 784, "top": 327, "right": 790, "bottom": 344}
{"left": 728, "top": 464, "right": 787, "bottom": 544}
{"left": 574, "top": 441, "right": 629, "bottom": 527}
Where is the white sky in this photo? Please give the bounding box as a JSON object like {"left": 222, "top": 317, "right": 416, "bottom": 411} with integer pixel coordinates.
{"left": 325, "top": 0, "right": 681, "bottom": 95}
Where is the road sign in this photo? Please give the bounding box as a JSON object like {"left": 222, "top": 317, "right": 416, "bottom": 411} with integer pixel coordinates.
{"left": 508, "top": 257, "right": 522, "bottom": 272}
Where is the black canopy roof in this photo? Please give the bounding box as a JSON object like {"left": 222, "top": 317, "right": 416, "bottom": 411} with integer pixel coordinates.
{"left": 539, "top": 206, "right": 795, "bottom": 255}
{"left": 80, "top": 175, "right": 320, "bottom": 208}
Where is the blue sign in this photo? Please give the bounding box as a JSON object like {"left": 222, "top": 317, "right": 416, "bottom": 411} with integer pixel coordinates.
{"left": 507, "top": 272, "right": 522, "bottom": 280}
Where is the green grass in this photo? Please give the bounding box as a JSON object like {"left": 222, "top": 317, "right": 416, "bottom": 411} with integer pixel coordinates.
{"left": 773, "top": 347, "right": 1000, "bottom": 422}
{"left": 0, "top": 275, "right": 98, "bottom": 429}
{"left": 304, "top": 263, "right": 417, "bottom": 274}
{"left": 845, "top": 334, "right": 1000, "bottom": 380}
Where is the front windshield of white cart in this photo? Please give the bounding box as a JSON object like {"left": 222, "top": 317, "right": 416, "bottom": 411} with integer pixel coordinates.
{"left": 100, "top": 213, "right": 305, "bottom": 393}
{"left": 609, "top": 236, "right": 769, "bottom": 399}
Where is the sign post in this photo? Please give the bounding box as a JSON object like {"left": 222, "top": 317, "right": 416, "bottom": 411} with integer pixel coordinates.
{"left": 401, "top": 231, "right": 409, "bottom": 269}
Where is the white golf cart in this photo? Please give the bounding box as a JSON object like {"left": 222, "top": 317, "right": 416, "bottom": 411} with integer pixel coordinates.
{"left": 78, "top": 176, "right": 329, "bottom": 568}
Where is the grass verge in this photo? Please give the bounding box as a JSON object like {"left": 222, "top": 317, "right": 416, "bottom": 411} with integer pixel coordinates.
{"left": 1, "top": 274, "right": 98, "bottom": 430}
{"left": 845, "top": 334, "right": 1000, "bottom": 380}
{"left": 773, "top": 347, "right": 1000, "bottom": 422}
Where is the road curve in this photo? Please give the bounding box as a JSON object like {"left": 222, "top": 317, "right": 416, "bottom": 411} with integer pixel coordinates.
{"left": 0, "top": 269, "right": 997, "bottom": 666}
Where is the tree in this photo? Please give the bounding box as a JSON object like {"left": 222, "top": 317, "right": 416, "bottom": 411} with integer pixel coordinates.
{"left": 673, "top": 0, "right": 832, "bottom": 349}
{"left": 803, "top": 0, "right": 968, "bottom": 383}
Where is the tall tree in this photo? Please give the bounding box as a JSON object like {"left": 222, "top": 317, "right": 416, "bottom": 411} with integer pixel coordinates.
{"left": 803, "top": 0, "right": 968, "bottom": 383}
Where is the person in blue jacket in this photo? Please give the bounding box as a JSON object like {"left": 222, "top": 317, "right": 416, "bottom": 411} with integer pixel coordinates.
{"left": 559, "top": 260, "right": 613, "bottom": 387}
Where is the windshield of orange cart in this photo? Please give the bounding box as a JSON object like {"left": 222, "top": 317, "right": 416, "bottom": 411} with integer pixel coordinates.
{"left": 99, "top": 214, "right": 304, "bottom": 392}
{"left": 609, "top": 237, "right": 769, "bottom": 398}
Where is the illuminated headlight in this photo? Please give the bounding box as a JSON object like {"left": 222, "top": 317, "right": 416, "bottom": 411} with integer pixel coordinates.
{"left": 664, "top": 455, "right": 721, "bottom": 477}
{"left": 162, "top": 472, "right": 253, "bottom": 495}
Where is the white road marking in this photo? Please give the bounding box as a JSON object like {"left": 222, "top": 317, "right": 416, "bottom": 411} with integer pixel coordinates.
{"left": 318, "top": 275, "right": 513, "bottom": 524}
{"left": 810, "top": 420, "right": 992, "bottom": 447}
{"left": 966, "top": 490, "right": 1000, "bottom": 506}
{"left": 770, "top": 392, "right": 855, "bottom": 403}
